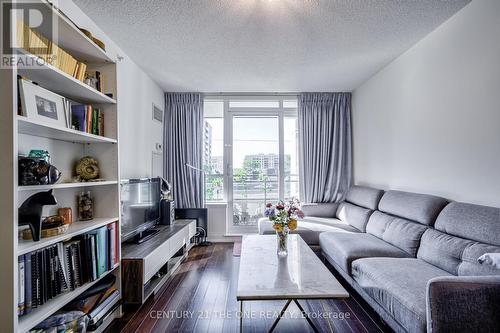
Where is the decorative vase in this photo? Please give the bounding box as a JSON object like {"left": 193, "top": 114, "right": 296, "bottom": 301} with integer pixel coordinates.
{"left": 276, "top": 229, "right": 289, "bottom": 257}
{"left": 78, "top": 191, "right": 93, "bottom": 221}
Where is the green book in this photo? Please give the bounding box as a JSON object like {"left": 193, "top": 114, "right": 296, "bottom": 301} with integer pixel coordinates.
{"left": 92, "top": 108, "right": 99, "bottom": 135}
{"left": 90, "top": 226, "right": 108, "bottom": 278}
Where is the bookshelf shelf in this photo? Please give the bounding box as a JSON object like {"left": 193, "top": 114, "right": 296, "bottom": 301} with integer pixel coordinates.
{"left": 18, "top": 217, "right": 119, "bottom": 256}
{"left": 18, "top": 180, "right": 118, "bottom": 192}
{"left": 35, "top": 0, "right": 115, "bottom": 64}
{"left": 18, "top": 266, "right": 119, "bottom": 333}
{"left": 17, "top": 52, "right": 116, "bottom": 104}
{"left": 18, "top": 116, "right": 117, "bottom": 144}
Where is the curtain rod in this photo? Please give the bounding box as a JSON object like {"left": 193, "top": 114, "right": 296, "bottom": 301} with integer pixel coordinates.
{"left": 203, "top": 92, "right": 300, "bottom": 97}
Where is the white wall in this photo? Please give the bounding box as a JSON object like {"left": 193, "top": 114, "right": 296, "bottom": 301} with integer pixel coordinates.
{"left": 352, "top": 0, "right": 500, "bottom": 207}
{"left": 60, "top": 1, "right": 164, "bottom": 179}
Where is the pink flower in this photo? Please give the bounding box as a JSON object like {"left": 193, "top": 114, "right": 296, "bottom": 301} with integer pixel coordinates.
{"left": 266, "top": 203, "right": 273, "bottom": 208}
{"left": 276, "top": 204, "right": 285, "bottom": 210}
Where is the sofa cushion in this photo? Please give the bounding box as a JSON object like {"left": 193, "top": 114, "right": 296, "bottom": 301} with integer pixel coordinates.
{"left": 258, "top": 217, "right": 359, "bottom": 246}
{"left": 417, "top": 229, "right": 500, "bottom": 276}
{"left": 366, "top": 211, "right": 428, "bottom": 257}
{"left": 335, "top": 202, "right": 372, "bottom": 232}
{"left": 352, "top": 258, "right": 452, "bottom": 333}
{"left": 345, "top": 185, "right": 384, "bottom": 210}
{"left": 378, "top": 190, "right": 448, "bottom": 225}
{"left": 320, "top": 232, "right": 410, "bottom": 274}
{"left": 435, "top": 202, "right": 500, "bottom": 246}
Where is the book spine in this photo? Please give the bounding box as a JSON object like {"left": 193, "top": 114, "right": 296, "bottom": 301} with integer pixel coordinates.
{"left": 98, "top": 112, "right": 104, "bottom": 137}
{"left": 18, "top": 255, "right": 25, "bottom": 316}
{"left": 24, "top": 254, "right": 32, "bottom": 314}
{"left": 92, "top": 108, "right": 98, "bottom": 135}
{"left": 90, "top": 235, "right": 98, "bottom": 280}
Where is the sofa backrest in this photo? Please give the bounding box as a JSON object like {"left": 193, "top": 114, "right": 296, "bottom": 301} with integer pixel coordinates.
{"left": 366, "top": 190, "right": 448, "bottom": 257}
{"left": 378, "top": 190, "right": 448, "bottom": 226}
{"left": 336, "top": 185, "right": 384, "bottom": 232}
{"left": 417, "top": 202, "right": 500, "bottom": 276}
{"left": 345, "top": 186, "right": 384, "bottom": 210}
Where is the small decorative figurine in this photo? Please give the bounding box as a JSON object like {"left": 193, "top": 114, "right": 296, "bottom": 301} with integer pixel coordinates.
{"left": 18, "top": 156, "right": 62, "bottom": 186}
{"left": 58, "top": 207, "right": 73, "bottom": 225}
{"left": 18, "top": 189, "right": 57, "bottom": 241}
{"left": 75, "top": 156, "right": 100, "bottom": 181}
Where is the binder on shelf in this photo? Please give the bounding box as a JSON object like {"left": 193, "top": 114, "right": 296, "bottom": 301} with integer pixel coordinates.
{"left": 18, "top": 255, "right": 25, "bottom": 316}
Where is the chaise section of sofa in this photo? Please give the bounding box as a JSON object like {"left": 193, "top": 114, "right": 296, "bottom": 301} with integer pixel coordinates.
{"left": 349, "top": 199, "right": 500, "bottom": 333}
{"left": 257, "top": 185, "right": 384, "bottom": 246}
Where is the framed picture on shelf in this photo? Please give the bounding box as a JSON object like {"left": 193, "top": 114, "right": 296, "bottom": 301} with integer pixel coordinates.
{"left": 19, "top": 79, "right": 67, "bottom": 128}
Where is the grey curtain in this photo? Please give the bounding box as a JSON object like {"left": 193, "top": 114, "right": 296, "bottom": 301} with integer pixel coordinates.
{"left": 164, "top": 93, "right": 204, "bottom": 208}
{"left": 298, "top": 92, "right": 352, "bottom": 203}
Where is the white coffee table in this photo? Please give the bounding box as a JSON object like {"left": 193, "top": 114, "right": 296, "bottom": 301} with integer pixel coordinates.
{"left": 237, "top": 234, "right": 349, "bottom": 332}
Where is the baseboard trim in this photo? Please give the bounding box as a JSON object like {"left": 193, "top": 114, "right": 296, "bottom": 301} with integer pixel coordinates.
{"left": 207, "top": 233, "right": 242, "bottom": 243}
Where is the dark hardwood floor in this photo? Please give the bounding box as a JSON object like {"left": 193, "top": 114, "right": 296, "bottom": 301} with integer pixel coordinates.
{"left": 109, "top": 243, "right": 391, "bottom": 333}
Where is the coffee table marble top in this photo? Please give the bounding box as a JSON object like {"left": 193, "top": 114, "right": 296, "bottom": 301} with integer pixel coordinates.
{"left": 237, "top": 234, "right": 349, "bottom": 300}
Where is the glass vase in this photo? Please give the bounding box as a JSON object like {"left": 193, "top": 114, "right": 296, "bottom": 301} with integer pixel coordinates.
{"left": 276, "top": 229, "right": 289, "bottom": 257}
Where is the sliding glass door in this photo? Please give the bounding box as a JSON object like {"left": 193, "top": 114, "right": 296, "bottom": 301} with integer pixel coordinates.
{"left": 203, "top": 96, "right": 299, "bottom": 234}
{"left": 229, "top": 114, "right": 281, "bottom": 231}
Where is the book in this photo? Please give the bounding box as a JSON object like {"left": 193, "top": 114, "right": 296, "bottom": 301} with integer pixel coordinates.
{"left": 107, "top": 224, "right": 115, "bottom": 269}
{"left": 88, "top": 289, "right": 120, "bottom": 323}
{"left": 71, "top": 105, "right": 86, "bottom": 132}
{"left": 57, "top": 242, "right": 69, "bottom": 292}
{"left": 19, "top": 228, "right": 115, "bottom": 317}
{"left": 18, "top": 255, "right": 25, "bottom": 316}
{"left": 78, "top": 63, "right": 87, "bottom": 81}
{"left": 92, "top": 108, "right": 98, "bottom": 135}
{"left": 90, "top": 234, "right": 98, "bottom": 281}
{"left": 94, "top": 227, "right": 108, "bottom": 277}
{"left": 32, "top": 250, "right": 40, "bottom": 308}
{"left": 86, "top": 105, "right": 93, "bottom": 133}
{"left": 95, "top": 71, "right": 102, "bottom": 92}
{"left": 24, "top": 253, "right": 33, "bottom": 314}
{"left": 98, "top": 111, "right": 105, "bottom": 136}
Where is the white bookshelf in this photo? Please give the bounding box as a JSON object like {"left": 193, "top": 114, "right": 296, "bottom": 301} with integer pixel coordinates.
{"left": 17, "top": 51, "right": 116, "bottom": 104}
{"left": 18, "top": 180, "right": 118, "bottom": 191}
{"left": 18, "top": 116, "right": 117, "bottom": 144}
{"left": 18, "top": 267, "right": 118, "bottom": 333}
{"left": 0, "top": 1, "right": 122, "bottom": 331}
{"left": 18, "top": 217, "right": 119, "bottom": 256}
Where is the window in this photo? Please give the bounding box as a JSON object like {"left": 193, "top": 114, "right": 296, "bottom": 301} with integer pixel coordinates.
{"left": 203, "top": 96, "right": 300, "bottom": 233}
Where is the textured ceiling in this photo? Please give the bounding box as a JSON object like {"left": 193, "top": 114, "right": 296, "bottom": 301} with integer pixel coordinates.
{"left": 74, "top": 0, "right": 470, "bottom": 92}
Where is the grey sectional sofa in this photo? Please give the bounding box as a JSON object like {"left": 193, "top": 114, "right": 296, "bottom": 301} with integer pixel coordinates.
{"left": 258, "top": 186, "right": 500, "bottom": 333}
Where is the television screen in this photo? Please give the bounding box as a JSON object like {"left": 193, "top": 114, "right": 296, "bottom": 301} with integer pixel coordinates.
{"left": 120, "top": 178, "right": 161, "bottom": 241}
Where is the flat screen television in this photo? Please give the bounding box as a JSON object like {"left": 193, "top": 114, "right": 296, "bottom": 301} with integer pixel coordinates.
{"left": 120, "top": 178, "right": 161, "bottom": 242}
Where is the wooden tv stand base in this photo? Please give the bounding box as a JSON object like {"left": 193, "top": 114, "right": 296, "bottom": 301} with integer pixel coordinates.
{"left": 121, "top": 220, "right": 197, "bottom": 305}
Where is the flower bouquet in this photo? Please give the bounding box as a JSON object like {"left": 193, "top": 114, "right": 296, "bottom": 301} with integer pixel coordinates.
{"left": 264, "top": 198, "right": 305, "bottom": 257}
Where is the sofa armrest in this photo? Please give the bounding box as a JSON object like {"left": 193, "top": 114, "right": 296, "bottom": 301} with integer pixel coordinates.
{"left": 426, "top": 275, "right": 500, "bottom": 333}
{"left": 300, "top": 202, "right": 339, "bottom": 218}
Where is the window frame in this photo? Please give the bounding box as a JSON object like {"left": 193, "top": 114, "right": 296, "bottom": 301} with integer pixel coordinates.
{"left": 203, "top": 95, "right": 299, "bottom": 234}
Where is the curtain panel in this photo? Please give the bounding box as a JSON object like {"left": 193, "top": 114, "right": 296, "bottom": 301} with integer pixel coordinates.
{"left": 164, "top": 93, "right": 204, "bottom": 208}
{"left": 298, "top": 92, "right": 352, "bottom": 203}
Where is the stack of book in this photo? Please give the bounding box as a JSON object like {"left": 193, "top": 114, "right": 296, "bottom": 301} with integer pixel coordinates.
{"left": 16, "top": 20, "right": 87, "bottom": 82}
{"left": 17, "top": 223, "right": 119, "bottom": 316}
{"left": 71, "top": 104, "right": 105, "bottom": 136}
